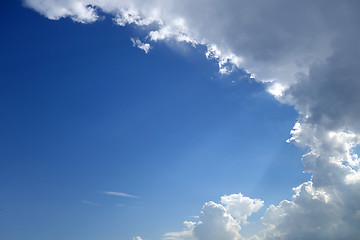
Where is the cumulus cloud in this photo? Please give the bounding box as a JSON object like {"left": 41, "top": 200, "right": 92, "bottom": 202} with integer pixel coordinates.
{"left": 263, "top": 123, "right": 360, "bottom": 239}
{"left": 221, "top": 193, "right": 264, "bottom": 224}
{"left": 24, "top": 0, "right": 360, "bottom": 239}
{"left": 193, "top": 201, "right": 242, "bottom": 240}
{"left": 164, "top": 196, "right": 263, "bottom": 240}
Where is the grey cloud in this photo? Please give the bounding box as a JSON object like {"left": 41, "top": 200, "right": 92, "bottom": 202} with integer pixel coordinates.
{"left": 23, "top": 1, "right": 360, "bottom": 239}
{"left": 24, "top": 0, "right": 341, "bottom": 82}
{"left": 285, "top": 37, "right": 360, "bottom": 130}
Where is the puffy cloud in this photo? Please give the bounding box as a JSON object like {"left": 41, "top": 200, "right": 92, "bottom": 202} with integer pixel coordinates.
{"left": 263, "top": 122, "right": 360, "bottom": 239}
{"left": 193, "top": 201, "right": 242, "bottom": 240}
{"left": 221, "top": 193, "right": 264, "bottom": 224}
{"left": 163, "top": 195, "right": 263, "bottom": 240}
{"left": 23, "top": 0, "right": 360, "bottom": 239}
{"left": 262, "top": 155, "right": 360, "bottom": 239}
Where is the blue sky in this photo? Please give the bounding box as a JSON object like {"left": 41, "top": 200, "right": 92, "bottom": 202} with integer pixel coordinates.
{"left": 2, "top": 1, "right": 360, "bottom": 240}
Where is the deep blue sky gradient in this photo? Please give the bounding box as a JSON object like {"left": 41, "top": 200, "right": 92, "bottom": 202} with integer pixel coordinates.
{"left": 0, "top": 2, "right": 308, "bottom": 239}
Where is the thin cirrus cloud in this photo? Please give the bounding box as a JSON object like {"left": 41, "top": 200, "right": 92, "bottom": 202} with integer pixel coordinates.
{"left": 102, "top": 191, "right": 140, "bottom": 199}
{"left": 80, "top": 200, "right": 101, "bottom": 206}
{"left": 23, "top": 0, "right": 360, "bottom": 239}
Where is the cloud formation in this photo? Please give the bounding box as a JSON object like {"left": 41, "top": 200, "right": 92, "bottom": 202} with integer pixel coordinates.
{"left": 24, "top": 0, "right": 360, "bottom": 239}
{"left": 23, "top": 0, "right": 340, "bottom": 85}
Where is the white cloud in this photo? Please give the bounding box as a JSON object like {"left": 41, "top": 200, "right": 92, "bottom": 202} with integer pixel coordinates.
{"left": 193, "top": 201, "right": 242, "bottom": 240}
{"left": 163, "top": 195, "right": 263, "bottom": 240}
{"left": 23, "top": 0, "right": 98, "bottom": 23}
{"left": 23, "top": 0, "right": 360, "bottom": 239}
{"left": 148, "top": 18, "right": 198, "bottom": 46}
{"left": 102, "top": 191, "right": 139, "bottom": 198}
{"left": 263, "top": 123, "right": 360, "bottom": 239}
{"left": 113, "top": 8, "right": 157, "bottom": 27}
{"left": 221, "top": 193, "right": 264, "bottom": 224}
{"left": 267, "top": 83, "right": 287, "bottom": 99}
{"left": 131, "top": 38, "right": 151, "bottom": 53}
{"left": 163, "top": 221, "right": 196, "bottom": 240}
{"left": 133, "top": 236, "right": 143, "bottom": 240}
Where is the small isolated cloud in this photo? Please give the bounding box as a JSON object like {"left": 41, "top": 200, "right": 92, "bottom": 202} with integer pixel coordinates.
{"left": 102, "top": 191, "right": 139, "bottom": 198}
{"left": 131, "top": 38, "right": 151, "bottom": 53}
{"left": 133, "top": 236, "right": 143, "bottom": 240}
{"left": 80, "top": 200, "right": 100, "bottom": 206}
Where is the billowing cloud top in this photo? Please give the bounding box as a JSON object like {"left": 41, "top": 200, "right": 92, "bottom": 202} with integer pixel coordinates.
{"left": 24, "top": 0, "right": 360, "bottom": 239}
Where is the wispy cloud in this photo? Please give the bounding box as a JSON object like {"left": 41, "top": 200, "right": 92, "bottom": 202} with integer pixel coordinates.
{"left": 80, "top": 200, "right": 100, "bottom": 206}
{"left": 102, "top": 191, "right": 139, "bottom": 198}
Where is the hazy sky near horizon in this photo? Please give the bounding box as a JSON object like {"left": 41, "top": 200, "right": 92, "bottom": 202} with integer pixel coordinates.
{"left": 1, "top": 1, "right": 360, "bottom": 240}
